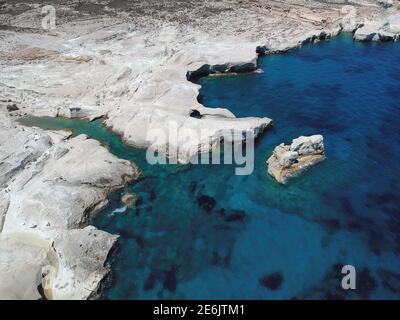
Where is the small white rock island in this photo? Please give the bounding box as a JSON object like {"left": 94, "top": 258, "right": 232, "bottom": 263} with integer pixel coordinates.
{"left": 267, "top": 135, "right": 325, "bottom": 184}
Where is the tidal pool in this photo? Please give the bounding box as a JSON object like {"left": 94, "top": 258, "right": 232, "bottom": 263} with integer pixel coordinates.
{"left": 20, "top": 34, "right": 400, "bottom": 299}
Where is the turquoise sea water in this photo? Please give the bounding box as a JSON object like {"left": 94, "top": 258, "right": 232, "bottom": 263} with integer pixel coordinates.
{"left": 20, "top": 35, "right": 400, "bottom": 299}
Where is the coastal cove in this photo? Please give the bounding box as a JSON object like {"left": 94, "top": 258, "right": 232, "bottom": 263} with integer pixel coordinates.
{"left": 19, "top": 35, "right": 400, "bottom": 299}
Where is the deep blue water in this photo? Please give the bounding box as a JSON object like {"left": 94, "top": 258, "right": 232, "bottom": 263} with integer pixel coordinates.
{"left": 21, "top": 35, "right": 400, "bottom": 299}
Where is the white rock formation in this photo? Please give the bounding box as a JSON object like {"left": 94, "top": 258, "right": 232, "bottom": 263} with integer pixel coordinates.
{"left": 0, "top": 120, "right": 140, "bottom": 299}
{"left": 1, "top": 1, "right": 394, "bottom": 163}
{"left": 354, "top": 13, "right": 400, "bottom": 41}
{"left": 51, "top": 226, "right": 119, "bottom": 300}
{"left": 0, "top": 232, "right": 50, "bottom": 300}
{"left": 267, "top": 135, "right": 325, "bottom": 184}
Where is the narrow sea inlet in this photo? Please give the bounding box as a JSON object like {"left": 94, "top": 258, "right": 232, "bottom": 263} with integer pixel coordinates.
{"left": 20, "top": 35, "right": 400, "bottom": 299}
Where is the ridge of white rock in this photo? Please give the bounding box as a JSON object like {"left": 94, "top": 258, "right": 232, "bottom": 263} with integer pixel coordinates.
{"left": 0, "top": 119, "right": 140, "bottom": 300}
{"left": 354, "top": 12, "right": 400, "bottom": 41}
{"left": 267, "top": 135, "right": 325, "bottom": 184}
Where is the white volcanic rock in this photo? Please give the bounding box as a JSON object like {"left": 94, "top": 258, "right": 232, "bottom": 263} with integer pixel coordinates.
{"left": 106, "top": 106, "right": 272, "bottom": 163}
{"left": 2, "top": 132, "right": 139, "bottom": 235}
{"left": 0, "top": 232, "right": 50, "bottom": 300}
{"left": 354, "top": 13, "right": 400, "bottom": 42}
{"left": 51, "top": 226, "right": 118, "bottom": 300}
{"left": 267, "top": 135, "right": 325, "bottom": 184}
{"left": 0, "top": 191, "right": 9, "bottom": 233}
{"left": 290, "top": 135, "right": 325, "bottom": 156}
{"left": 0, "top": 1, "right": 390, "bottom": 163}
{"left": 0, "top": 123, "right": 53, "bottom": 187}
{"left": 0, "top": 227, "right": 118, "bottom": 300}
{"left": 0, "top": 121, "right": 140, "bottom": 300}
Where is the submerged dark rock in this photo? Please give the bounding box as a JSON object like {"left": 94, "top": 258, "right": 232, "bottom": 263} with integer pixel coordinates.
{"left": 143, "top": 272, "right": 157, "bottom": 291}
{"left": 135, "top": 196, "right": 143, "bottom": 216}
{"left": 197, "top": 195, "right": 216, "bottom": 213}
{"left": 223, "top": 209, "right": 246, "bottom": 222}
{"left": 367, "top": 230, "right": 383, "bottom": 255}
{"left": 379, "top": 269, "right": 400, "bottom": 294}
{"left": 163, "top": 265, "right": 178, "bottom": 293}
{"left": 299, "top": 263, "right": 346, "bottom": 300}
{"left": 149, "top": 189, "right": 156, "bottom": 201}
{"left": 212, "top": 224, "right": 232, "bottom": 231}
{"left": 260, "top": 272, "right": 284, "bottom": 290}
{"left": 317, "top": 218, "right": 341, "bottom": 232}
{"left": 210, "top": 250, "right": 231, "bottom": 267}
{"left": 133, "top": 235, "right": 145, "bottom": 248}
{"left": 189, "top": 181, "right": 197, "bottom": 193}
{"left": 347, "top": 219, "right": 362, "bottom": 230}
{"left": 367, "top": 191, "right": 398, "bottom": 207}
{"left": 356, "top": 268, "right": 378, "bottom": 299}
{"left": 340, "top": 197, "right": 356, "bottom": 215}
